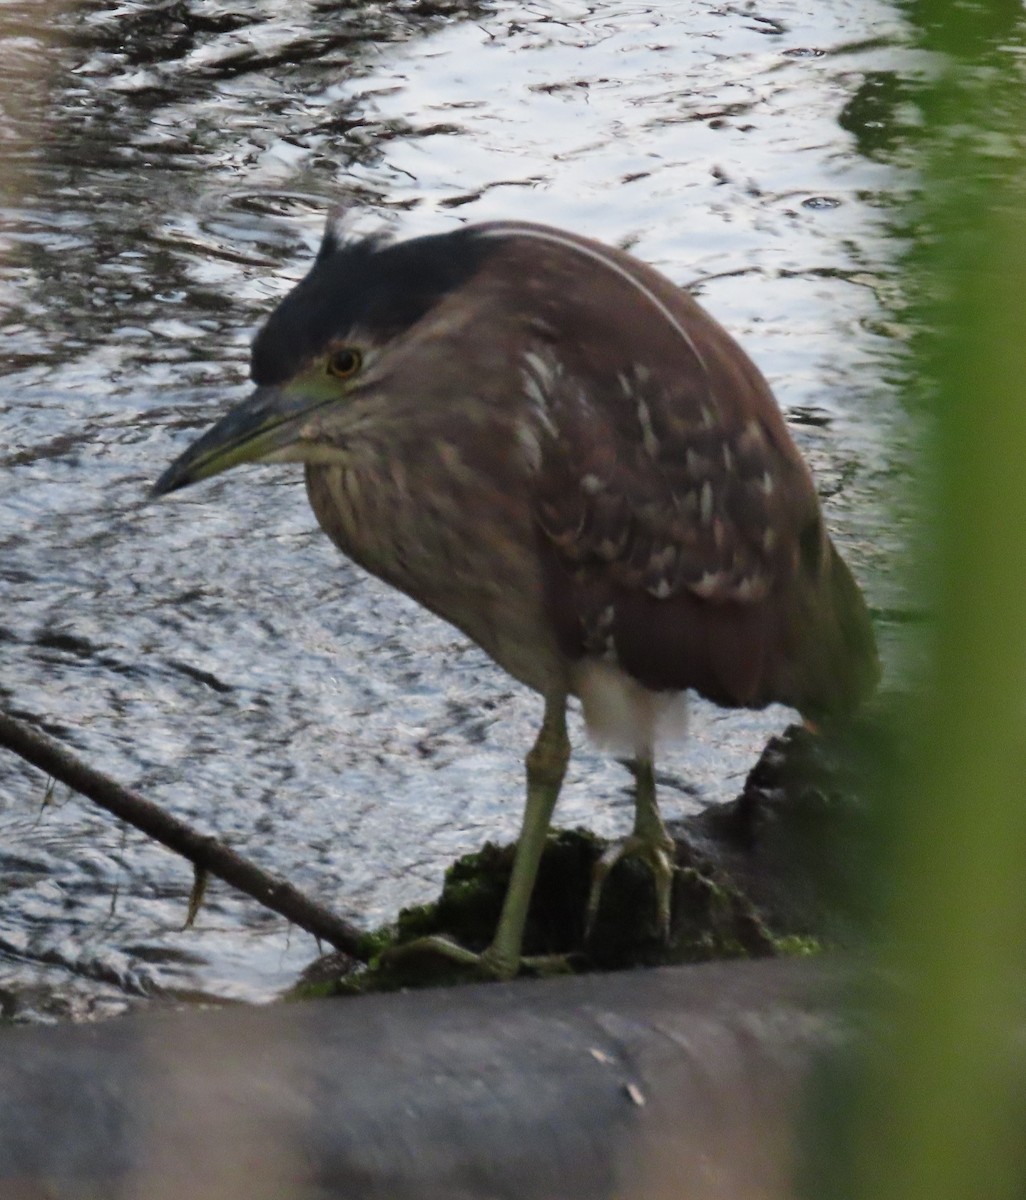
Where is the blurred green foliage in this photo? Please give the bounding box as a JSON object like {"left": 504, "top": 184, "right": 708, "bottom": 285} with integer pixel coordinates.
{"left": 805, "top": 2, "right": 1026, "bottom": 1196}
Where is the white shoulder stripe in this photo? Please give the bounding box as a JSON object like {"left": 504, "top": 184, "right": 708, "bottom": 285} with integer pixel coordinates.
{"left": 476, "top": 221, "right": 708, "bottom": 371}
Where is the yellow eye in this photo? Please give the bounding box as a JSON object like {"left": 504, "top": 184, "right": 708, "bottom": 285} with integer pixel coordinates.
{"left": 326, "top": 347, "right": 362, "bottom": 380}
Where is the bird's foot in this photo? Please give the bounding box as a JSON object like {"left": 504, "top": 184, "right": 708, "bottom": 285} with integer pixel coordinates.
{"left": 381, "top": 934, "right": 575, "bottom": 983}
{"left": 585, "top": 832, "right": 676, "bottom": 942}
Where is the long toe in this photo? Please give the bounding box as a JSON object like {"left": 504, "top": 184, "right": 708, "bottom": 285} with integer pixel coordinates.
{"left": 382, "top": 935, "right": 574, "bottom": 983}
{"left": 586, "top": 834, "right": 677, "bottom": 942}
{"left": 383, "top": 934, "right": 517, "bottom": 981}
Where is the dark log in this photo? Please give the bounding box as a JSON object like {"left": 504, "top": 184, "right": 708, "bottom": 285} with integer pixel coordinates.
{"left": 0, "top": 958, "right": 853, "bottom": 1200}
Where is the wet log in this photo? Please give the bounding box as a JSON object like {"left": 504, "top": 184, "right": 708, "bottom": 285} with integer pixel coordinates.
{"left": 0, "top": 958, "right": 850, "bottom": 1200}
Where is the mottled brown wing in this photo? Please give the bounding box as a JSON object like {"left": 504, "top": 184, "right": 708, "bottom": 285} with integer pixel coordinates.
{"left": 531, "top": 355, "right": 813, "bottom": 601}
{"left": 485, "top": 225, "right": 877, "bottom": 717}
{"left": 525, "top": 340, "right": 823, "bottom": 704}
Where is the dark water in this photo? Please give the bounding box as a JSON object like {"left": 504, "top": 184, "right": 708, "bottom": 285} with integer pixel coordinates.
{"left": 0, "top": 0, "right": 915, "bottom": 1020}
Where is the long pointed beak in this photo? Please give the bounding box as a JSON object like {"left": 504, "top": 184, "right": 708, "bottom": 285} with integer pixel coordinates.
{"left": 151, "top": 384, "right": 323, "bottom": 498}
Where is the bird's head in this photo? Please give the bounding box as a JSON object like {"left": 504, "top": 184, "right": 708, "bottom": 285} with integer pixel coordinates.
{"left": 151, "top": 216, "right": 494, "bottom": 497}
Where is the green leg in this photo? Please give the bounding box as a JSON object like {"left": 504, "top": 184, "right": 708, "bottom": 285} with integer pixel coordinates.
{"left": 385, "top": 693, "right": 570, "bottom": 981}
{"left": 480, "top": 692, "right": 570, "bottom": 977}
{"left": 586, "top": 755, "right": 676, "bottom": 940}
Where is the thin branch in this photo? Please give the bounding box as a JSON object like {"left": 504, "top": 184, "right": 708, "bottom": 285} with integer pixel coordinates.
{"left": 0, "top": 709, "right": 370, "bottom": 961}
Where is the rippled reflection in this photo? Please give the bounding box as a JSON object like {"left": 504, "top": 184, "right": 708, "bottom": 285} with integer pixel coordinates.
{"left": 0, "top": 0, "right": 915, "bottom": 1019}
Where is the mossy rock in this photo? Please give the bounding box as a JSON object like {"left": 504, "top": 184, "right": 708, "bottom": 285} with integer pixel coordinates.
{"left": 291, "top": 826, "right": 780, "bottom": 997}
{"left": 290, "top": 721, "right": 877, "bottom": 997}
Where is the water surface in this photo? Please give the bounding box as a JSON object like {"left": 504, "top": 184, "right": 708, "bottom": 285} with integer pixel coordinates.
{"left": 0, "top": 0, "right": 916, "bottom": 1020}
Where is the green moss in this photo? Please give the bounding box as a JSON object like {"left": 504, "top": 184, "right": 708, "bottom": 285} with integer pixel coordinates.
{"left": 289, "top": 824, "right": 789, "bottom": 996}
{"left": 356, "top": 927, "right": 395, "bottom": 963}
{"left": 288, "top": 723, "right": 877, "bottom": 995}
{"left": 771, "top": 933, "right": 824, "bottom": 957}
{"left": 288, "top": 977, "right": 343, "bottom": 1002}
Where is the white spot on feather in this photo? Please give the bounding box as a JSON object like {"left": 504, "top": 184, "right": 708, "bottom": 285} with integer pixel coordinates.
{"left": 523, "top": 349, "right": 557, "bottom": 388}
{"left": 517, "top": 421, "right": 543, "bottom": 473}
{"left": 692, "top": 570, "right": 727, "bottom": 598}
{"left": 700, "top": 480, "right": 714, "bottom": 524}
{"left": 522, "top": 377, "right": 556, "bottom": 434}
{"left": 636, "top": 397, "right": 659, "bottom": 458}
{"left": 597, "top": 530, "right": 628, "bottom": 559}
{"left": 686, "top": 447, "right": 714, "bottom": 479}
{"left": 520, "top": 352, "right": 559, "bottom": 436}
{"left": 741, "top": 419, "right": 765, "bottom": 449}
{"left": 733, "top": 574, "right": 766, "bottom": 602}
{"left": 528, "top": 316, "right": 558, "bottom": 340}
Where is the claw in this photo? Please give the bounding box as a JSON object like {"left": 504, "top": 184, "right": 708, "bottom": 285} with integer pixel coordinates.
{"left": 585, "top": 832, "right": 676, "bottom": 941}
{"left": 382, "top": 933, "right": 513, "bottom": 980}
{"left": 382, "top": 934, "right": 574, "bottom": 982}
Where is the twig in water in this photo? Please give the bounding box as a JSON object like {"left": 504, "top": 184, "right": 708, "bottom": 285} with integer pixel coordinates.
{"left": 0, "top": 709, "right": 370, "bottom": 961}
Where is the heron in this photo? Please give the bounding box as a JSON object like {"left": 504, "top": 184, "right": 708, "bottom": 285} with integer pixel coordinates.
{"left": 152, "top": 216, "right": 879, "bottom": 980}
